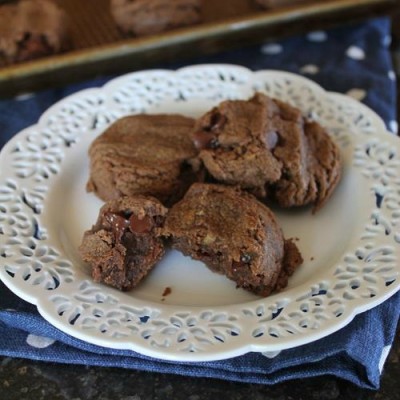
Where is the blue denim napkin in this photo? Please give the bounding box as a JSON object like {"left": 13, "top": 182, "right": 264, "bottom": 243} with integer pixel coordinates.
{"left": 0, "top": 17, "right": 399, "bottom": 390}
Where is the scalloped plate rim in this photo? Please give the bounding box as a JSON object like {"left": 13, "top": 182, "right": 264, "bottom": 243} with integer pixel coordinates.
{"left": 0, "top": 64, "right": 399, "bottom": 362}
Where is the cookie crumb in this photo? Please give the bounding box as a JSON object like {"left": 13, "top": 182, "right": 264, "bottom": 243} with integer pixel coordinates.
{"left": 162, "top": 287, "right": 172, "bottom": 297}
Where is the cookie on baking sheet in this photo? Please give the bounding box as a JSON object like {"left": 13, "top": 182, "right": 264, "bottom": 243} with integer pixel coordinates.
{"left": 87, "top": 114, "right": 199, "bottom": 206}
{"left": 161, "top": 183, "right": 303, "bottom": 296}
{"left": 0, "top": 0, "right": 70, "bottom": 63}
{"left": 79, "top": 196, "right": 168, "bottom": 291}
{"left": 110, "top": 0, "right": 202, "bottom": 36}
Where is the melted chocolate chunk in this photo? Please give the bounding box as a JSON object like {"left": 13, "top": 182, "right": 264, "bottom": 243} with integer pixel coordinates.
{"left": 209, "top": 112, "right": 227, "bottom": 132}
{"left": 104, "top": 212, "right": 130, "bottom": 242}
{"left": 192, "top": 130, "right": 218, "bottom": 150}
{"left": 192, "top": 112, "right": 227, "bottom": 150}
{"left": 80, "top": 196, "right": 168, "bottom": 292}
{"left": 130, "top": 215, "right": 153, "bottom": 233}
{"left": 104, "top": 211, "right": 154, "bottom": 241}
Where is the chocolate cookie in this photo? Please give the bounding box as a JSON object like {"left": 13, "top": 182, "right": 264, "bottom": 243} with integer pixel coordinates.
{"left": 161, "top": 183, "right": 303, "bottom": 296}
{"left": 110, "top": 0, "right": 202, "bottom": 37}
{"left": 274, "top": 119, "right": 342, "bottom": 212}
{"left": 192, "top": 93, "right": 341, "bottom": 211}
{"left": 79, "top": 196, "right": 168, "bottom": 291}
{"left": 87, "top": 114, "right": 199, "bottom": 206}
{"left": 0, "top": 0, "right": 70, "bottom": 63}
{"left": 192, "top": 93, "right": 283, "bottom": 193}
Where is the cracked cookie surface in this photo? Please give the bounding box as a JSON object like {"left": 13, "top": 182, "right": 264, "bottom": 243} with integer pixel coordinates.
{"left": 192, "top": 93, "right": 341, "bottom": 211}
{"left": 87, "top": 114, "right": 199, "bottom": 206}
{"left": 161, "top": 183, "right": 303, "bottom": 296}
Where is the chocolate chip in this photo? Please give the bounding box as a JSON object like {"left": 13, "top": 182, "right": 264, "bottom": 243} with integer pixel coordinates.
{"left": 192, "top": 131, "right": 214, "bottom": 150}
{"left": 129, "top": 215, "right": 153, "bottom": 234}
{"left": 104, "top": 212, "right": 130, "bottom": 242}
{"left": 104, "top": 211, "right": 153, "bottom": 241}
{"left": 192, "top": 131, "right": 219, "bottom": 150}
{"left": 192, "top": 112, "right": 227, "bottom": 150}
{"left": 209, "top": 112, "right": 227, "bottom": 132}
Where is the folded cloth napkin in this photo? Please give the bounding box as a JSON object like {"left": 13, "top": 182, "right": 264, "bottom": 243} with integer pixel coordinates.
{"left": 0, "top": 17, "right": 399, "bottom": 390}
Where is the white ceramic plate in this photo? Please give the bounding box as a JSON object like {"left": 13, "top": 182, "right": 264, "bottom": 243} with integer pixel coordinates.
{"left": 0, "top": 65, "right": 399, "bottom": 362}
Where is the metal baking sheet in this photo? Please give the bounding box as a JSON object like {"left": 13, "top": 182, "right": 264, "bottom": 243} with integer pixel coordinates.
{"left": 0, "top": 0, "right": 396, "bottom": 97}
